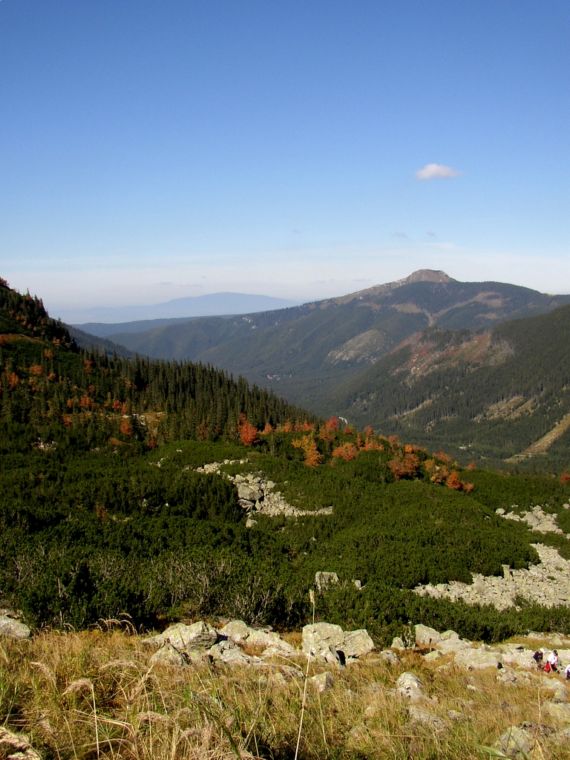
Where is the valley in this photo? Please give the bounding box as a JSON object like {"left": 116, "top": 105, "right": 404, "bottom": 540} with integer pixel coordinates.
{"left": 2, "top": 275, "right": 570, "bottom": 759}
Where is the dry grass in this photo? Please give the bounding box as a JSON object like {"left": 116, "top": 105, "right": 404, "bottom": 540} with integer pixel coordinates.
{"left": 1, "top": 630, "right": 570, "bottom": 759}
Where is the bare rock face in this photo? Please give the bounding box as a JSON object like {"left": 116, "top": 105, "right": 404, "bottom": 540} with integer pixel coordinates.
{"left": 0, "top": 727, "right": 41, "bottom": 760}
{"left": 195, "top": 462, "right": 333, "bottom": 518}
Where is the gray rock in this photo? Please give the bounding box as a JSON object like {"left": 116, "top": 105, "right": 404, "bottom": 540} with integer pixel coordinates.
{"left": 149, "top": 643, "right": 206, "bottom": 667}
{"left": 221, "top": 620, "right": 295, "bottom": 653}
{"left": 209, "top": 640, "right": 254, "bottom": 666}
{"left": 378, "top": 649, "right": 400, "bottom": 666}
{"left": 391, "top": 636, "right": 406, "bottom": 650}
{"left": 237, "top": 483, "right": 263, "bottom": 502}
{"left": 315, "top": 571, "right": 339, "bottom": 592}
{"left": 146, "top": 621, "right": 218, "bottom": 651}
{"left": 454, "top": 648, "right": 502, "bottom": 670}
{"left": 219, "top": 620, "right": 250, "bottom": 642}
{"left": 0, "top": 727, "right": 42, "bottom": 760}
{"left": 408, "top": 705, "right": 445, "bottom": 732}
{"left": 543, "top": 701, "right": 570, "bottom": 722}
{"left": 310, "top": 671, "right": 334, "bottom": 692}
{"left": 0, "top": 614, "right": 31, "bottom": 640}
{"left": 496, "top": 668, "right": 519, "bottom": 685}
{"left": 342, "top": 629, "right": 375, "bottom": 659}
{"left": 302, "top": 622, "right": 373, "bottom": 664}
{"left": 415, "top": 624, "right": 441, "bottom": 648}
{"left": 423, "top": 650, "right": 443, "bottom": 662}
{"left": 496, "top": 725, "right": 535, "bottom": 759}
{"left": 396, "top": 672, "right": 425, "bottom": 702}
{"left": 302, "top": 623, "right": 344, "bottom": 659}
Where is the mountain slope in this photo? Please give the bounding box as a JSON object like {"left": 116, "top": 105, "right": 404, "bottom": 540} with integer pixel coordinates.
{"left": 0, "top": 279, "right": 314, "bottom": 450}
{"left": 100, "top": 270, "right": 570, "bottom": 414}
{"left": 333, "top": 304, "right": 570, "bottom": 463}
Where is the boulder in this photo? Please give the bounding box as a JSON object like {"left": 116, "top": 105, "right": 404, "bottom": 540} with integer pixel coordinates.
{"left": 378, "top": 649, "right": 400, "bottom": 666}
{"left": 221, "top": 620, "right": 295, "bottom": 653}
{"left": 315, "top": 572, "right": 339, "bottom": 592}
{"left": 396, "top": 672, "right": 425, "bottom": 702}
{"left": 219, "top": 620, "right": 250, "bottom": 642}
{"left": 0, "top": 614, "right": 31, "bottom": 640}
{"left": 342, "top": 629, "right": 375, "bottom": 659}
{"left": 146, "top": 621, "right": 218, "bottom": 651}
{"left": 302, "top": 622, "right": 373, "bottom": 664}
{"left": 543, "top": 702, "right": 570, "bottom": 723}
{"left": 454, "top": 648, "right": 502, "bottom": 670}
{"left": 495, "top": 725, "right": 535, "bottom": 759}
{"left": 414, "top": 624, "right": 442, "bottom": 648}
{"left": 245, "top": 629, "right": 295, "bottom": 653}
{"left": 302, "top": 623, "right": 344, "bottom": 659}
{"left": 237, "top": 483, "right": 263, "bottom": 502}
{"left": 407, "top": 705, "right": 445, "bottom": 732}
{"left": 209, "top": 640, "right": 254, "bottom": 666}
{"left": 150, "top": 644, "right": 199, "bottom": 667}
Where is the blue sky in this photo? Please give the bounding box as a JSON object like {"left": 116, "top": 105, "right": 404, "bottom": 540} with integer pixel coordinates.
{"left": 1, "top": 0, "right": 569, "bottom": 318}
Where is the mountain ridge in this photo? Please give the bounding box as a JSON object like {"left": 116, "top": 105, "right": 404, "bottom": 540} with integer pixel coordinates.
{"left": 92, "top": 270, "right": 570, "bottom": 455}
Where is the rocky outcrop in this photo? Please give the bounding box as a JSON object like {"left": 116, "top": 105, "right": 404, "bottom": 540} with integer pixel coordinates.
{"left": 147, "top": 619, "right": 302, "bottom": 668}
{"left": 220, "top": 620, "right": 295, "bottom": 654}
{"left": 145, "top": 621, "right": 219, "bottom": 650}
{"left": 414, "top": 543, "right": 570, "bottom": 610}
{"left": 195, "top": 461, "right": 333, "bottom": 518}
{"left": 302, "top": 622, "right": 374, "bottom": 664}
{"left": 499, "top": 504, "right": 569, "bottom": 537}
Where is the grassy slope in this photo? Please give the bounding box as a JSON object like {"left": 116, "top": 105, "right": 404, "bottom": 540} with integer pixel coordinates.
{"left": 2, "top": 629, "right": 570, "bottom": 760}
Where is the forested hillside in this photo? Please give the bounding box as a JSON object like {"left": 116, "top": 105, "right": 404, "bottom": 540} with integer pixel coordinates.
{"left": 88, "top": 270, "right": 570, "bottom": 420}
{"left": 3, "top": 277, "right": 570, "bottom": 648}
{"left": 333, "top": 304, "right": 570, "bottom": 466}
{"left": 0, "top": 279, "right": 312, "bottom": 452}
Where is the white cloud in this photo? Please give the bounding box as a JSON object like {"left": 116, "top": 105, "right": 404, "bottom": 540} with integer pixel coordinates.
{"left": 416, "top": 163, "right": 460, "bottom": 181}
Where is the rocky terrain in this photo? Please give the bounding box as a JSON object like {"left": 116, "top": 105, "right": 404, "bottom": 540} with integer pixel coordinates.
{"left": 195, "top": 460, "right": 333, "bottom": 520}
{"left": 415, "top": 503, "right": 570, "bottom": 611}
{"left": 2, "top": 614, "right": 570, "bottom": 759}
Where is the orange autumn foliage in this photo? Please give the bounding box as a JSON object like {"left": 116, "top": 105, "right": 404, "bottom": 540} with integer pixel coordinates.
{"left": 292, "top": 434, "right": 323, "bottom": 467}
{"left": 238, "top": 414, "right": 258, "bottom": 446}
{"left": 332, "top": 443, "right": 359, "bottom": 461}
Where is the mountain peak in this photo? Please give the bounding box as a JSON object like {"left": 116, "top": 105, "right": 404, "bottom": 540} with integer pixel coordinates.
{"left": 333, "top": 269, "right": 456, "bottom": 305}
{"left": 401, "top": 269, "right": 455, "bottom": 285}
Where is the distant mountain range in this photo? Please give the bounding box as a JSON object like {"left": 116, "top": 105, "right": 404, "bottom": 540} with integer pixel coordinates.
{"left": 74, "top": 269, "right": 570, "bottom": 464}
{"left": 61, "top": 292, "right": 302, "bottom": 326}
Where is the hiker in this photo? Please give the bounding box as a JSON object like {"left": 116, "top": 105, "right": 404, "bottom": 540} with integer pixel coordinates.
{"left": 565, "top": 663, "right": 570, "bottom": 680}
{"left": 532, "top": 650, "right": 544, "bottom": 669}
{"left": 545, "top": 649, "right": 559, "bottom": 673}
